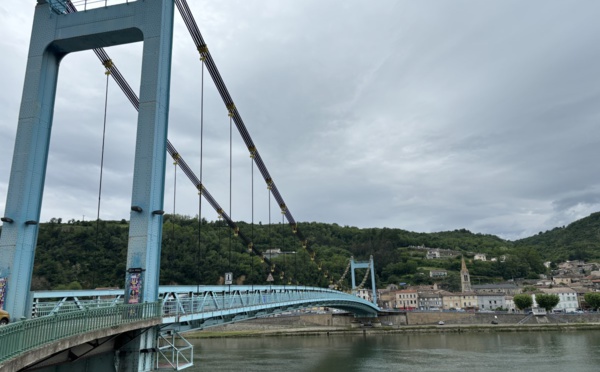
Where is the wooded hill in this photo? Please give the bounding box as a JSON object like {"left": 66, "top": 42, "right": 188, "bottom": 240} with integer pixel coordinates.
{"left": 1, "top": 212, "right": 599, "bottom": 291}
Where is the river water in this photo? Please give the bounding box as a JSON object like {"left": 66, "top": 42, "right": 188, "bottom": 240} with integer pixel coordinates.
{"left": 187, "top": 331, "right": 600, "bottom": 371}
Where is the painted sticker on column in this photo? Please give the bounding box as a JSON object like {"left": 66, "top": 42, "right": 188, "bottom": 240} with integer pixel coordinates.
{"left": 128, "top": 272, "right": 142, "bottom": 304}
{"left": 0, "top": 277, "right": 6, "bottom": 309}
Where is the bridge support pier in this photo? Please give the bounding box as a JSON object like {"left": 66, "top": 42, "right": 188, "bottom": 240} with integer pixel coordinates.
{"left": 116, "top": 327, "right": 159, "bottom": 372}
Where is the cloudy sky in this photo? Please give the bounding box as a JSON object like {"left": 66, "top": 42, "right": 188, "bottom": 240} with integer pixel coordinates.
{"left": 1, "top": 0, "right": 600, "bottom": 241}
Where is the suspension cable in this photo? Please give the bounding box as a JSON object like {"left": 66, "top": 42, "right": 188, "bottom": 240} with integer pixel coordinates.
{"left": 197, "top": 57, "right": 205, "bottom": 288}
{"left": 64, "top": 0, "right": 302, "bottom": 282}
{"left": 268, "top": 186, "right": 272, "bottom": 277}
{"left": 281, "top": 213, "right": 285, "bottom": 282}
{"left": 357, "top": 266, "right": 371, "bottom": 290}
{"left": 250, "top": 152, "right": 255, "bottom": 283}
{"left": 172, "top": 156, "right": 178, "bottom": 258}
{"left": 92, "top": 65, "right": 111, "bottom": 288}
{"left": 228, "top": 113, "right": 233, "bottom": 274}
{"left": 336, "top": 259, "right": 352, "bottom": 289}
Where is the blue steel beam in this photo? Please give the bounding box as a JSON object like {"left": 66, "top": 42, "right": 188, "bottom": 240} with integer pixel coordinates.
{"left": 31, "top": 285, "right": 379, "bottom": 321}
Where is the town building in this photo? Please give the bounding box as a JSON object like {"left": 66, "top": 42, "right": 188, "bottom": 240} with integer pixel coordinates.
{"left": 417, "top": 291, "right": 443, "bottom": 311}
{"left": 376, "top": 286, "right": 398, "bottom": 309}
{"left": 534, "top": 287, "right": 578, "bottom": 312}
{"left": 505, "top": 296, "right": 516, "bottom": 312}
{"left": 472, "top": 283, "right": 521, "bottom": 296}
{"left": 474, "top": 253, "right": 487, "bottom": 261}
{"left": 396, "top": 289, "right": 418, "bottom": 310}
{"left": 442, "top": 291, "right": 478, "bottom": 310}
{"left": 429, "top": 270, "right": 447, "bottom": 278}
{"left": 477, "top": 293, "right": 506, "bottom": 311}
{"left": 356, "top": 288, "right": 372, "bottom": 303}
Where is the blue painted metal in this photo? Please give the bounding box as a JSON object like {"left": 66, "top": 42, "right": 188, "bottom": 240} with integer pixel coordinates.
{"left": 21, "top": 286, "right": 378, "bottom": 369}
{"left": 30, "top": 285, "right": 380, "bottom": 326}
{"left": 0, "top": 1, "right": 173, "bottom": 370}
{"left": 0, "top": 0, "right": 173, "bottom": 319}
{"left": 0, "top": 302, "right": 162, "bottom": 367}
{"left": 350, "top": 256, "right": 378, "bottom": 305}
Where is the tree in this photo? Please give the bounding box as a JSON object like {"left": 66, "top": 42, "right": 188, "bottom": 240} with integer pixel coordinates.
{"left": 535, "top": 294, "right": 560, "bottom": 311}
{"left": 584, "top": 292, "right": 600, "bottom": 310}
{"left": 513, "top": 294, "right": 533, "bottom": 311}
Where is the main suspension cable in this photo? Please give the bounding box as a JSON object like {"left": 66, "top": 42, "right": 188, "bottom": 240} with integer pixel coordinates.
{"left": 64, "top": 0, "right": 302, "bottom": 282}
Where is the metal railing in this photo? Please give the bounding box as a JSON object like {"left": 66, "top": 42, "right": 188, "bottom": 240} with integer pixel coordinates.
{"left": 161, "top": 286, "right": 379, "bottom": 319}
{"left": 33, "top": 298, "right": 125, "bottom": 318}
{"left": 0, "top": 302, "right": 161, "bottom": 364}
{"left": 157, "top": 332, "right": 193, "bottom": 370}
{"left": 30, "top": 286, "right": 380, "bottom": 320}
{"left": 48, "top": 0, "right": 136, "bottom": 14}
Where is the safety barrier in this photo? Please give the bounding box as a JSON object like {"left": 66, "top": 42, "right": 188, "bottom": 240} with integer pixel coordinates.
{"left": 0, "top": 301, "right": 161, "bottom": 364}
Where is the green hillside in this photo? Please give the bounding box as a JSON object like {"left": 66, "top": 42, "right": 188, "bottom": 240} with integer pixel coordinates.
{"left": 4, "top": 212, "right": 600, "bottom": 291}
{"left": 514, "top": 211, "right": 600, "bottom": 262}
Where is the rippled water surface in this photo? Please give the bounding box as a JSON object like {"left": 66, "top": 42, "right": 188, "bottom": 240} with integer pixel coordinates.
{"left": 188, "top": 331, "right": 600, "bottom": 372}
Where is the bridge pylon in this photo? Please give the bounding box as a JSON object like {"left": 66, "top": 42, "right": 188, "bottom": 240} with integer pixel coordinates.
{"left": 350, "top": 255, "right": 377, "bottom": 306}
{"left": 0, "top": 0, "right": 174, "bottom": 370}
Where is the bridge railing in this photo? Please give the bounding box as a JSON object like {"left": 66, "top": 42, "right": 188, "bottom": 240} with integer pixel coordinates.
{"left": 162, "top": 287, "right": 375, "bottom": 317}
{"left": 48, "top": 0, "right": 138, "bottom": 14}
{"left": 33, "top": 298, "right": 124, "bottom": 317}
{"left": 0, "top": 302, "right": 161, "bottom": 364}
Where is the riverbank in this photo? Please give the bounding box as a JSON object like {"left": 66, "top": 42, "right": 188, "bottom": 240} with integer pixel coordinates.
{"left": 187, "top": 319, "right": 600, "bottom": 339}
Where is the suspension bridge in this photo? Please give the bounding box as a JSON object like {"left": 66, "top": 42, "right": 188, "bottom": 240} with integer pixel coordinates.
{"left": 0, "top": 1, "right": 380, "bottom": 370}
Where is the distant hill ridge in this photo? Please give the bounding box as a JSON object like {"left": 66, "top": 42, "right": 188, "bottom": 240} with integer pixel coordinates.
{"left": 1, "top": 212, "right": 599, "bottom": 290}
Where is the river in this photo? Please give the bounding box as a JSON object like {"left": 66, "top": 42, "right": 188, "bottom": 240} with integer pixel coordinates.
{"left": 187, "top": 331, "right": 600, "bottom": 371}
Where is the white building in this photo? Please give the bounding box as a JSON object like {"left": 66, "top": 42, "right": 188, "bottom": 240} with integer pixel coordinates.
{"left": 356, "top": 288, "right": 372, "bottom": 302}
{"left": 505, "top": 296, "right": 515, "bottom": 313}
{"left": 477, "top": 293, "right": 506, "bottom": 311}
{"left": 474, "top": 253, "right": 487, "bottom": 261}
{"left": 533, "top": 288, "right": 578, "bottom": 312}
{"left": 429, "top": 270, "right": 447, "bottom": 278}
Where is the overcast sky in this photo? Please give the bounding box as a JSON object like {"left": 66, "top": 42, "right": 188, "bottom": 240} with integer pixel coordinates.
{"left": 1, "top": 0, "right": 600, "bottom": 241}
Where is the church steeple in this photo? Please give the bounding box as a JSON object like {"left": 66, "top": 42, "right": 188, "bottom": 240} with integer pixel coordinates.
{"left": 460, "top": 256, "right": 472, "bottom": 292}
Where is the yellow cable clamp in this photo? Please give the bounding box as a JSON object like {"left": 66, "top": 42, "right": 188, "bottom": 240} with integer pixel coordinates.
{"left": 197, "top": 45, "right": 209, "bottom": 54}
{"left": 248, "top": 146, "right": 256, "bottom": 159}
{"left": 266, "top": 178, "right": 273, "bottom": 190}
{"left": 280, "top": 204, "right": 286, "bottom": 214}
{"left": 172, "top": 152, "right": 180, "bottom": 165}
{"left": 103, "top": 59, "right": 113, "bottom": 75}
{"left": 292, "top": 224, "right": 297, "bottom": 234}
{"left": 217, "top": 209, "right": 223, "bottom": 219}
{"left": 197, "top": 45, "right": 208, "bottom": 61}
{"left": 226, "top": 103, "right": 236, "bottom": 117}
{"left": 196, "top": 182, "right": 204, "bottom": 195}
{"left": 234, "top": 227, "right": 239, "bottom": 237}
{"left": 248, "top": 243, "right": 253, "bottom": 253}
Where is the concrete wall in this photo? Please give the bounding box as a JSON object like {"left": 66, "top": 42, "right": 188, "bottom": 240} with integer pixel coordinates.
{"left": 406, "top": 311, "right": 600, "bottom": 325}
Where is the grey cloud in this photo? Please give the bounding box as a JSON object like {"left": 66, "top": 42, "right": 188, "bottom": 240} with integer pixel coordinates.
{"left": 2, "top": 0, "right": 600, "bottom": 241}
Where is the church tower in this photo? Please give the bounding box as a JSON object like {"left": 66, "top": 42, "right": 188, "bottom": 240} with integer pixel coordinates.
{"left": 460, "top": 256, "right": 472, "bottom": 292}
